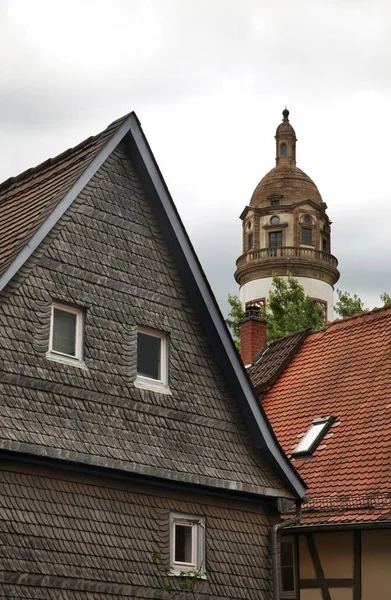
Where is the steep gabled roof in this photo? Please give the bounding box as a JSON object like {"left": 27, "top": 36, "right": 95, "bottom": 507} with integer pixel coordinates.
{"left": 0, "top": 113, "right": 306, "bottom": 500}
{"left": 0, "top": 115, "right": 129, "bottom": 283}
{"left": 258, "top": 307, "right": 391, "bottom": 525}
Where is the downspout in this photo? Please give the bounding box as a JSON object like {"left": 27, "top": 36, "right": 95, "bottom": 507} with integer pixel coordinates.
{"left": 271, "top": 500, "right": 302, "bottom": 600}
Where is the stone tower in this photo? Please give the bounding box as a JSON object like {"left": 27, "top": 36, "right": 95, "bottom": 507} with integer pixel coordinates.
{"left": 234, "top": 109, "right": 339, "bottom": 321}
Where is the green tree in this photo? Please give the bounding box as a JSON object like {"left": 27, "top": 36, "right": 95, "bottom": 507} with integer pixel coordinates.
{"left": 262, "top": 275, "right": 324, "bottom": 342}
{"left": 381, "top": 292, "right": 391, "bottom": 306}
{"left": 225, "top": 276, "right": 324, "bottom": 346}
{"left": 334, "top": 289, "right": 364, "bottom": 317}
{"left": 225, "top": 293, "right": 245, "bottom": 350}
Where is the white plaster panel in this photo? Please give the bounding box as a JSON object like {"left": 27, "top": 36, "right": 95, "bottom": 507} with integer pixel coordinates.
{"left": 240, "top": 276, "right": 334, "bottom": 321}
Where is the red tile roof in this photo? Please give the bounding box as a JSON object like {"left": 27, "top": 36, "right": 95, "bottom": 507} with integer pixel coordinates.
{"left": 256, "top": 307, "right": 391, "bottom": 526}
{"left": 0, "top": 114, "right": 128, "bottom": 278}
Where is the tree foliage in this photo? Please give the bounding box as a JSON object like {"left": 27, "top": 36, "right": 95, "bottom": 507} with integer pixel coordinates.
{"left": 334, "top": 289, "right": 391, "bottom": 317}
{"left": 381, "top": 292, "right": 391, "bottom": 306}
{"left": 225, "top": 293, "right": 245, "bottom": 350}
{"left": 226, "top": 279, "right": 391, "bottom": 348}
{"left": 261, "top": 275, "right": 324, "bottom": 342}
{"left": 334, "top": 289, "right": 364, "bottom": 318}
{"left": 225, "top": 276, "right": 324, "bottom": 346}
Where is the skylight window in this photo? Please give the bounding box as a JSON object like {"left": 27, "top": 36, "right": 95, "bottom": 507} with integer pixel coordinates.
{"left": 292, "top": 417, "right": 335, "bottom": 457}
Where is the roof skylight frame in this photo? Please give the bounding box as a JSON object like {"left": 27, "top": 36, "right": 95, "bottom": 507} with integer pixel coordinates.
{"left": 291, "top": 416, "right": 335, "bottom": 458}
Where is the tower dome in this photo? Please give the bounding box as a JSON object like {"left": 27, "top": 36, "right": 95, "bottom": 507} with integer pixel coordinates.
{"left": 234, "top": 109, "right": 339, "bottom": 322}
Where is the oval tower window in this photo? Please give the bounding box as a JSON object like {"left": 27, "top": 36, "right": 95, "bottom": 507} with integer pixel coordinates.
{"left": 271, "top": 216, "right": 280, "bottom": 225}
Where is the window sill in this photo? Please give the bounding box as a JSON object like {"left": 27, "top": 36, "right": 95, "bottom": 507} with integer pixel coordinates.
{"left": 170, "top": 567, "right": 207, "bottom": 579}
{"left": 46, "top": 352, "right": 88, "bottom": 370}
{"left": 135, "top": 376, "right": 171, "bottom": 395}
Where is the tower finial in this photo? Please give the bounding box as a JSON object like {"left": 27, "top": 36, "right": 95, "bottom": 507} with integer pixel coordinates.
{"left": 275, "top": 107, "right": 296, "bottom": 166}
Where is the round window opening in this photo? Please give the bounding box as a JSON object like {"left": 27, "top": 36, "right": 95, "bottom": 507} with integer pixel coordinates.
{"left": 270, "top": 216, "right": 280, "bottom": 225}
{"left": 303, "top": 215, "right": 311, "bottom": 223}
{"left": 247, "top": 221, "right": 252, "bottom": 230}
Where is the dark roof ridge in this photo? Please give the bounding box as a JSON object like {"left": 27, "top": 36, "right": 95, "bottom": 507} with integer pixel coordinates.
{"left": 250, "top": 329, "right": 310, "bottom": 395}
{"left": 0, "top": 113, "right": 130, "bottom": 199}
{"left": 251, "top": 327, "right": 311, "bottom": 367}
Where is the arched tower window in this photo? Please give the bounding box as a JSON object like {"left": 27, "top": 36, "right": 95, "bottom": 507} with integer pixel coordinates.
{"left": 280, "top": 143, "right": 287, "bottom": 157}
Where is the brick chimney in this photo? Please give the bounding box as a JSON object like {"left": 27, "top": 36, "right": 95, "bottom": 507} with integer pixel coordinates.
{"left": 240, "top": 307, "right": 267, "bottom": 366}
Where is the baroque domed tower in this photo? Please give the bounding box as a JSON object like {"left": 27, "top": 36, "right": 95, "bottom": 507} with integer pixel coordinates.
{"left": 234, "top": 109, "right": 339, "bottom": 321}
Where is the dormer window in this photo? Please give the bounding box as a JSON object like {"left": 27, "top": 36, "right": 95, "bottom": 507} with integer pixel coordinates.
{"left": 292, "top": 417, "right": 335, "bottom": 457}
{"left": 271, "top": 199, "right": 280, "bottom": 206}
{"left": 280, "top": 143, "right": 287, "bottom": 157}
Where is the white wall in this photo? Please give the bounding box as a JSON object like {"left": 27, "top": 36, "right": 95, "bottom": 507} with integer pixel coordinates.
{"left": 240, "top": 276, "right": 334, "bottom": 321}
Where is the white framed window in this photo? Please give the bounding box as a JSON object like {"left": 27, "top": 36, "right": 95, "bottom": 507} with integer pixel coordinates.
{"left": 48, "top": 303, "right": 84, "bottom": 364}
{"left": 280, "top": 536, "right": 297, "bottom": 598}
{"left": 170, "top": 513, "right": 205, "bottom": 576}
{"left": 135, "top": 326, "right": 169, "bottom": 392}
{"left": 292, "top": 417, "right": 335, "bottom": 457}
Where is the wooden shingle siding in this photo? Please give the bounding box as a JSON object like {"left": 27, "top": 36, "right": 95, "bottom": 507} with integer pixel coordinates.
{"left": 0, "top": 144, "right": 286, "bottom": 497}
{"left": 0, "top": 460, "right": 275, "bottom": 599}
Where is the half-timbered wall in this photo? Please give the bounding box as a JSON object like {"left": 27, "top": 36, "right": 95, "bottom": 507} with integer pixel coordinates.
{"left": 287, "top": 530, "right": 391, "bottom": 600}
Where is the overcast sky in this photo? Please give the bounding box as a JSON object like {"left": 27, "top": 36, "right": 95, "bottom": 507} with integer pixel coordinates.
{"left": 1, "top": 0, "right": 390, "bottom": 317}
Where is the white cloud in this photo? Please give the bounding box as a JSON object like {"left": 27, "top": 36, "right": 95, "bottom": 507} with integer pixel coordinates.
{"left": 1, "top": 0, "right": 390, "bottom": 315}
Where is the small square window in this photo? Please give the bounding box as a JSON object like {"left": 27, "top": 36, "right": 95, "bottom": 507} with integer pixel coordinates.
{"left": 280, "top": 536, "right": 297, "bottom": 598}
{"left": 170, "top": 513, "right": 205, "bottom": 576}
{"left": 271, "top": 199, "right": 280, "bottom": 206}
{"left": 48, "top": 303, "right": 84, "bottom": 362}
{"left": 136, "top": 327, "right": 168, "bottom": 390}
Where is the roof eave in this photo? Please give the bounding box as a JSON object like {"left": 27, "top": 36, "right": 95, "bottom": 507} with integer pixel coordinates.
{"left": 125, "top": 115, "right": 306, "bottom": 499}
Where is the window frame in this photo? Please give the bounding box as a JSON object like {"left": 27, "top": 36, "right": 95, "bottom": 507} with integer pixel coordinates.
{"left": 280, "top": 535, "right": 298, "bottom": 599}
{"left": 280, "top": 142, "right": 287, "bottom": 157}
{"left": 269, "top": 230, "right": 283, "bottom": 248}
{"left": 136, "top": 326, "right": 169, "bottom": 391}
{"left": 248, "top": 232, "right": 254, "bottom": 250}
{"left": 48, "top": 302, "right": 84, "bottom": 363}
{"left": 170, "top": 513, "right": 206, "bottom": 577}
{"left": 291, "top": 417, "right": 335, "bottom": 457}
{"left": 301, "top": 227, "right": 313, "bottom": 245}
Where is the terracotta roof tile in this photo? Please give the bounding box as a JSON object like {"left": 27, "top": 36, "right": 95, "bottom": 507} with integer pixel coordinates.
{"left": 0, "top": 114, "right": 129, "bottom": 278}
{"left": 257, "top": 306, "right": 391, "bottom": 525}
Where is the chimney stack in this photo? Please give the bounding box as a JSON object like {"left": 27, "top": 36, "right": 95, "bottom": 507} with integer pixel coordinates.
{"left": 240, "top": 307, "right": 267, "bottom": 366}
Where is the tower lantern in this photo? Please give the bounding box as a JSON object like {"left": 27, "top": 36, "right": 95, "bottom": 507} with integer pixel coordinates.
{"left": 234, "top": 109, "right": 339, "bottom": 322}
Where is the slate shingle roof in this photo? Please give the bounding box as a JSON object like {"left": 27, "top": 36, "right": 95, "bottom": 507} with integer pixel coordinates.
{"left": 0, "top": 115, "right": 305, "bottom": 499}
{"left": 257, "top": 307, "right": 391, "bottom": 525}
{"left": 0, "top": 114, "right": 128, "bottom": 277}
{"left": 249, "top": 329, "right": 309, "bottom": 394}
